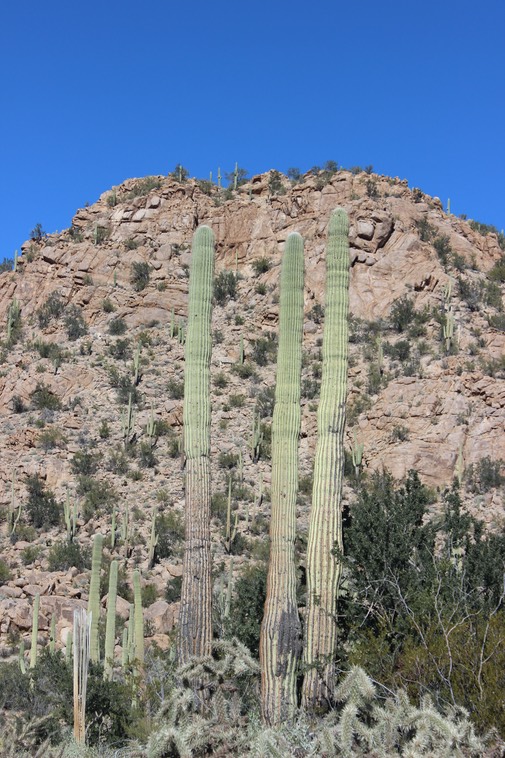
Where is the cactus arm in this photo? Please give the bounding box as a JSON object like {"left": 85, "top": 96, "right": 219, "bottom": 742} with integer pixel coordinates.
{"left": 133, "top": 570, "right": 144, "bottom": 665}
{"left": 260, "top": 232, "right": 305, "bottom": 725}
{"left": 178, "top": 225, "right": 215, "bottom": 664}
{"left": 302, "top": 209, "right": 350, "bottom": 710}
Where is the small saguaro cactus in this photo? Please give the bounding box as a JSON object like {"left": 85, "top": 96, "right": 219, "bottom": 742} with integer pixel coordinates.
{"left": 30, "top": 593, "right": 40, "bottom": 669}
{"left": 260, "top": 232, "right": 305, "bottom": 725}
{"left": 88, "top": 533, "right": 103, "bottom": 664}
{"left": 104, "top": 560, "right": 118, "bottom": 681}
{"left": 302, "top": 209, "right": 350, "bottom": 711}
{"left": 178, "top": 225, "right": 215, "bottom": 666}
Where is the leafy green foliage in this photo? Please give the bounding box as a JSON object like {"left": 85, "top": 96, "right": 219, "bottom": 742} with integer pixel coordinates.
{"left": 225, "top": 564, "right": 267, "bottom": 656}
{"left": 47, "top": 541, "right": 90, "bottom": 571}
{"left": 24, "top": 475, "right": 60, "bottom": 529}
{"left": 214, "top": 270, "right": 238, "bottom": 304}
{"left": 30, "top": 382, "right": 61, "bottom": 411}
{"left": 130, "top": 261, "right": 150, "bottom": 292}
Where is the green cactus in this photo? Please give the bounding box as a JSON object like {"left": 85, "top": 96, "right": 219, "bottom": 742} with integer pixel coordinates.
{"left": 302, "top": 209, "right": 350, "bottom": 711}
{"left": 351, "top": 433, "right": 364, "bottom": 479}
{"left": 260, "top": 232, "right": 305, "bottom": 725}
{"left": 104, "top": 560, "right": 118, "bottom": 680}
{"left": 443, "top": 310, "right": 455, "bottom": 353}
{"left": 251, "top": 411, "right": 263, "bottom": 463}
{"left": 66, "top": 629, "right": 73, "bottom": 663}
{"left": 18, "top": 639, "right": 26, "bottom": 674}
{"left": 170, "top": 307, "right": 176, "bottom": 338}
{"left": 148, "top": 508, "right": 158, "bottom": 568}
{"left": 64, "top": 489, "right": 77, "bottom": 543}
{"left": 133, "top": 570, "right": 144, "bottom": 666}
{"left": 178, "top": 225, "right": 215, "bottom": 665}
{"left": 30, "top": 593, "right": 40, "bottom": 668}
{"left": 111, "top": 503, "right": 116, "bottom": 549}
{"left": 121, "top": 392, "right": 135, "bottom": 445}
{"left": 224, "top": 475, "right": 238, "bottom": 554}
{"left": 6, "top": 298, "right": 21, "bottom": 343}
{"left": 14, "top": 249, "right": 18, "bottom": 272}
{"left": 88, "top": 533, "right": 103, "bottom": 663}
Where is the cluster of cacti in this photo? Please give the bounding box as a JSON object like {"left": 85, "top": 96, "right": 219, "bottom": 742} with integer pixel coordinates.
{"left": 302, "top": 209, "right": 350, "bottom": 710}
{"left": 178, "top": 225, "right": 215, "bottom": 665}
{"left": 260, "top": 232, "right": 305, "bottom": 725}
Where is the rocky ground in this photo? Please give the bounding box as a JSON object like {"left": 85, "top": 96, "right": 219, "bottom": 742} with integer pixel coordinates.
{"left": 0, "top": 167, "right": 503, "bottom": 660}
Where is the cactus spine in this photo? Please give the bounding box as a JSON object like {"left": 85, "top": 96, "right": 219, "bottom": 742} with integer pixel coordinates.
{"left": 104, "top": 559, "right": 118, "bottom": 680}
{"left": 302, "top": 209, "right": 350, "bottom": 710}
{"left": 260, "top": 232, "right": 305, "bottom": 725}
{"left": 88, "top": 533, "right": 103, "bottom": 663}
{"left": 178, "top": 225, "right": 215, "bottom": 665}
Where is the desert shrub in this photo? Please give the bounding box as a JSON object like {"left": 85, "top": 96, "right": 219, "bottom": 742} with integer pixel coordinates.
{"left": 70, "top": 450, "right": 99, "bottom": 476}
{"left": 254, "top": 385, "right": 275, "bottom": 418}
{"left": 108, "top": 367, "right": 139, "bottom": 405}
{"left": 251, "top": 333, "right": 277, "bottom": 366}
{"left": 64, "top": 305, "right": 87, "bottom": 340}
{"left": 167, "top": 378, "right": 184, "bottom": 399}
{"left": 389, "top": 296, "right": 416, "bottom": 332}
{"left": 252, "top": 257, "right": 271, "bottom": 275}
{"left": 139, "top": 442, "right": 157, "bottom": 468}
{"left": 30, "top": 382, "right": 61, "bottom": 411}
{"left": 77, "top": 476, "right": 116, "bottom": 521}
{"left": 465, "top": 456, "right": 504, "bottom": 493}
{"left": 12, "top": 395, "right": 26, "bottom": 413}
{"left": 231, "top": 362, "right": 257, "bottom": 380}
{"left": 108, "top": 316, "right": 127, "bottom": 335}
{"left": 484, "top": 280, "right": 503, "bottom": 309}
{"left": 489, "top": 313, "right": 505, "bottom": 331}
{"left": 218, "top": 451, "right": 239, "bottom": 470}
{"left": 488, "top": 255, "right": 505, "bottom": 282}
{"left": 108, "top": 337, "right": 131, "bottom": 361}
{"left": 47, "top": 541, "right": 90, "bottom": 571}
{"left": 125, "top": 176, "right": 162, "bottom": 199}
{"left": 102, "top": 298, "right": 115, "bottom": 313}
{"left": 213, "top": 372, "right": 228, "bottom": 389}
{"left": 0, "top": 559, "right": 11, "bottom": 583}
{"left": 130, "top": 261, "right": 150, "bottom": 292}
{"left": 107, "top": 447, "right": 129, "bottom": 474}
{"left": 416, "top": 217, "right": 436, "bottom": 242}
{"left": 33, "top": 340, "right": 65, "bottom": 363}
{"left": 165, "top": 575, "right": 182, "bottom": 603}
{"left": 458, "top": 276, "right": 481, "bottom": 311}
{"left": 37, "top": 292, "right": 65, "bottom": 329}
{"left": 225, "top": 563, "right": 267, "bottom": 657}
{"left": 155, "top": 510, "right": 185, "bottom": 561}
{"left": 98, "top": 420, "right": 110, "bottom": 439}
{"left": 37, "top": 427, "right": 67, "bottom": 451}
{"left": 25, "top": 475, "right": 60, "bottom": 528}
{"left": 214, "top": 270, "right": 238, "bottom": 305}
{"left": 433, "top": 235, "right": 452, "bottom": 266}
{"left": 383, "top": 339, "right": 411, "bottom": 362}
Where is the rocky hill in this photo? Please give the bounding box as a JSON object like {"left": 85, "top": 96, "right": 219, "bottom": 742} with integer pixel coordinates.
{"left": 0, "top": 167, "right": 504, "bottom": 657}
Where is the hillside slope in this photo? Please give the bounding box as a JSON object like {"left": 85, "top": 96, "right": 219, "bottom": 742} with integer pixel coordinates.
{"left": 0, "top": 167, "right": 503, "bottom": 654}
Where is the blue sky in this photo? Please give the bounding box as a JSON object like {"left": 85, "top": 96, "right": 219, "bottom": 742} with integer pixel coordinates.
{"left": 1, "top": 0, "right": 504, "bottom": 258}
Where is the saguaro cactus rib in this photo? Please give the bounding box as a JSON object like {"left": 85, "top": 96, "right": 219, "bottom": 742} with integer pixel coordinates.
{"left": 260, "top": 232, "right": 304, "bottom": 725}
{"left": 178, "top": 225, "right": 215, "bottom": 665}
{"left": 302, "top": 208, "right": 350, "bottom": 710}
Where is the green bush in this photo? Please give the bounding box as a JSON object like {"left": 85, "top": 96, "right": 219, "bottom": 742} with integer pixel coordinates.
{"left": 30, "top": 382, "right": 62, "bottom": 411}
{"left": 167, "top": 378, "right": 184, "bottom": 399}
{"left": 165, "top": 575, "right": 182, "bottom": 603}
{"left": 108, "top": 316, "right": 127, "bottom": 335}
{"left": 37, "top": 427, "right": 67, "bottom": 451}
{"left": 433, "top": 235, "right": 452, "bottom": 265}
{"left": 64, "top": 305, "right": 87, "bottom": 340}
{"left": 465, "top": 456, "right": 504, "bottom": 493}
{"left": 25, "top": 475, "right": 60, "bottom": 529}
{"left": 130, "top": 261, "right": 150, "bottom": 292}
{"left": 155, "top": 510, "right": 185, "bottom": 561}
{"left": 0, "top": 559, "right": 11, "bottom": 583}
{"left": 488, "top": 255, "right": 505, "bottom": 282}
{"left": 252, "top": 257, "right": 271, "bottom": 275}
{"left": 47, "top": 541, "right": 90, "bottom": 571}
{"left": 125, "top": 176, "right": 162, "bottom": 200}
{"left": 225, "top": 563, "right": 267, "bottom": 657}
{"left": 390, "top": 296, "right": 416, "bottom": 332}
{"left": 70, "top": 450, "right": 99, "bottom": 476}
{"left": 138, "top": 442, "right": 157, "bottom": 468}
{"left": 77, "top": 476, "right": 116, "bottom": 521}
{"left": 251, "top": 333, "right": 277, "bottom": 366}
{"left": 214, "top": 270, "right": 238, "bottom": 305}
{"left": 108, "top": 367, "right": 139, "bottom": 405}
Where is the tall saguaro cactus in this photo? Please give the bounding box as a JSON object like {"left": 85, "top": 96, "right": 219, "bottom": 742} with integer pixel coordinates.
{"left": 260, "top": 232, "right": 304, "bottom": 725}
{"left": 302, "top": 209, "right": 350, "bottom": 710}
{"left": 178, "top": 225, "right": 215, "bottom": 665}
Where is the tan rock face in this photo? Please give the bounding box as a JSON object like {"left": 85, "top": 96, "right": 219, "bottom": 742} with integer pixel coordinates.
{"left": 0, "top": 168, "right": 503, "bottom": 653}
